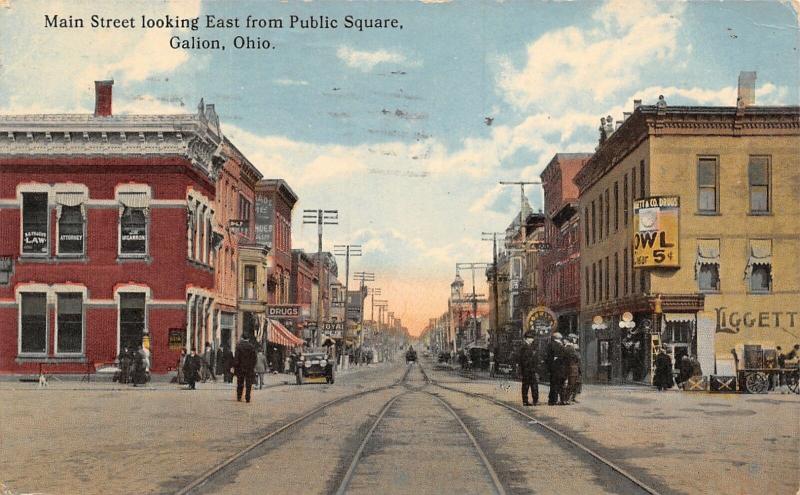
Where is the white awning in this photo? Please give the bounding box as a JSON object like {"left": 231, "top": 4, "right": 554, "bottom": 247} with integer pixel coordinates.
{"left": 118, "top": 192, "right": 150, "bottom": 208}
{"left": 664, "top": 313, "right": 695, "bottom": 323}
{"left": 55, "top": 188, "right": 87, "bottom": 207}
{"left": 744, "top": 239, "right": 772, "bottom": 280}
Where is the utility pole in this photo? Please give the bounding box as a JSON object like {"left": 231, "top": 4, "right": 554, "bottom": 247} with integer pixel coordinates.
{"left": 303, "top": 209, "right": 338, "bottom": 347}
{"left": 353, "top": 271, "right": 375, "bottom": 345}
{"left": 375, "top": 300, "right": 388, "bottom": 362}
{"left": 499, "top": 180, "right": 541, "bottom": 239}
{"left": 482, "top": 232, "right": 504, "bottom": 357}
{"left": 368, "top": 288, "right": 382, "bottom": 326}
{"left": 456, "top": 262, "right": 491, "bottom": 345}
{"left": 334, "top": 244, "right": 361, "bottom": 365}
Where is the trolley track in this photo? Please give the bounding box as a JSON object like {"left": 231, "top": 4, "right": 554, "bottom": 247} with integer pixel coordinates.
{"left": 418, "top": 364, "right": 663, "bottom": 495}
{"left": 175, "top": 364, "right": 412, "bottom": 495}
{"left": 334, "top": 363, "right": 507, "bottom": 495}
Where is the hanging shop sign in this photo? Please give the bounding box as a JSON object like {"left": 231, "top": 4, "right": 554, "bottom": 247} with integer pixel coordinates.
{"left": 322, "top": 321, "right": 344, "bottom": 332}
{"left": 266, "top": 304, "right": 301, "bottom": 318}
{"left": 633, "top": 195, "right": 680, "bottom": 268}
{"left": 525, "top": 306, "right": 558, "bottom": 336}
{"left": 254, "top": 193, "right": 274, "bottom": 246}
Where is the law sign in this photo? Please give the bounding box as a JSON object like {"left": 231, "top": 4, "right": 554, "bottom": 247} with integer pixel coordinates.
{"left": 266, "top": 304, "right": 301, "bottom": 318}
{"left": 633, "top": 195, "right": 680, "bottom": 268}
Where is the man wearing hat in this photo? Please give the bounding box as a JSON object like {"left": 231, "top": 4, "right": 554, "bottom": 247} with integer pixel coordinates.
{"left": 518, "top": 331, "right": 539, "bottom": 406}
{"left": 546, "top": 332, "right": 567, "bottom": 405}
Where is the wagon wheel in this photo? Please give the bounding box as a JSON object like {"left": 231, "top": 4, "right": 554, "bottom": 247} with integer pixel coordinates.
{"left": 786, "top": 370, "right": 800, "bottom": 395}
{"left": 744, "top": 371, "right": 768, "bottom": 394}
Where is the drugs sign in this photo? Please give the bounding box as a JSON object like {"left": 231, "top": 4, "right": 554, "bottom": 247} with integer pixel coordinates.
{"left": 633, "top": 196, "right": 679, "bottom": 268}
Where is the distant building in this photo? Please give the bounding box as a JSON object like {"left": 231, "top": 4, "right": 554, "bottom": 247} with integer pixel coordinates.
{"left": 254, "top": 179, "right": 298, "bottom": 306}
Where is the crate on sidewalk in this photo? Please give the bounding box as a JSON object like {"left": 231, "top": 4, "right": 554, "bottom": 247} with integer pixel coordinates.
{"left": 685, "top": 376, "right": 708, "bottom": 391}
{"left": 709, "top": 375, "right": 737, "bottom": 393}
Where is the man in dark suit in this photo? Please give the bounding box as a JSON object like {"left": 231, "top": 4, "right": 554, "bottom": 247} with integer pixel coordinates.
{"left": 233, "top": 336, "right": 258, "bottom": 402}
{"left": 518, "top": 332, "right": 539, "bottom": 406}
{"left": 546, "top": 333, "right": 567, "bottom": 405}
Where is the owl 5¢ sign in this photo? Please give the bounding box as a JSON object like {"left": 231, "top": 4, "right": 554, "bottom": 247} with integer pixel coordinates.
{"left": 633, "top": 196, "right": 680, "bottom": 268}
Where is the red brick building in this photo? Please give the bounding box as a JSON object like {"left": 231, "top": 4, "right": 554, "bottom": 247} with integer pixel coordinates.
{"left": 538, "top": 153, "right": 592, "bottom": 336}
{"left": 0, "top": 81, "right": 227, "bottom": 373}
{"left": 254, "top": 179, "right": 298, "bottom": 306}
{"left": 291, "top": 249, "right": 316, "bottom": 336}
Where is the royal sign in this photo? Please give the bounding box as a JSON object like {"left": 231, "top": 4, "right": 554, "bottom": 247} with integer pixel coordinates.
{"left": 266, "top": 304, "right": 301, "bottom": 318}
{"left": 633, "top": 195, "right": 680, "bottom": 268}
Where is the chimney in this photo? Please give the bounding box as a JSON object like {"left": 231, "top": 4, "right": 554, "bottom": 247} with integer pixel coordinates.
{"left": 633, "top": 99, "right": 642, "bottom": 110}
{"left": 737, "top": 71, "right": 756, "bottom": 107}
{"left": 94, "top": 80, "right": 114, "bottom": 117}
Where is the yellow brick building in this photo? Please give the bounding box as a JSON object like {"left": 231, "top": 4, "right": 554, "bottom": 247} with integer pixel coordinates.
{"left": 575, "top": 87, "right": 800, "bottom": 383}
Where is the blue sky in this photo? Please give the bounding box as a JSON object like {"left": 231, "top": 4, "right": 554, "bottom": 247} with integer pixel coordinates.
{"left": 1, "top": 0, "right": 798, "bottom": 333}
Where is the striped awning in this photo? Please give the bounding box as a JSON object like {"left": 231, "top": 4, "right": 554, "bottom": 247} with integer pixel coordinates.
{"left": 267, "top": 319, "right": 304, "bottom": 347}
{"left": 118, "top": 192, "right": 150, "bottom": 208}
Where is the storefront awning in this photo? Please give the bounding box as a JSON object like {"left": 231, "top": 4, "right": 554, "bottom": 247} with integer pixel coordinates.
{"left": 664, "top": 313, "right": 695, "bottom": 323}
{"left": 267, "top": 319, "right": 304, "bottom": 347}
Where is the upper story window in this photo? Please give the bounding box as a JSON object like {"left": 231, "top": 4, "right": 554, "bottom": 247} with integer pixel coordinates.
{"left": 623, "top": 174, "right": 629, "bottom": 226}
{"left": 239, "top": 194, "right": 252, "bottom": 237}
{"left": 244, "top": 265, "right": 257, "bottom": 300}
{"left": 58, "top": 206, "right": 84, "bottom": 255}
{"left": 118, "top": 189, "right": 150, "bottom": 257}
{"left": 22, "top": 192, "right": 49, "bottom": 256}
{"left": 697, "top": 157, "right": 719, "bottom": 213}
{"left": 55, "top": 188, "right": 88, "bottom": 256}
{"left": 748, "top": 156, "right": 770, "bottom": 214}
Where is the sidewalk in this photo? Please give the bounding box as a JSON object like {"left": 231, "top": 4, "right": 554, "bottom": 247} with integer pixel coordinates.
{"left": 0, "top": 361, "right": 390, "bottom": 391}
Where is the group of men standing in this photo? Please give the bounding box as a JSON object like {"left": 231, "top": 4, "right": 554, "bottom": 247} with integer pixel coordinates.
{"left": 180, "top": 337, "right": 259, "bottom": 403}
{"left": 518, "top": 331, "right": 582, "bottom": 406}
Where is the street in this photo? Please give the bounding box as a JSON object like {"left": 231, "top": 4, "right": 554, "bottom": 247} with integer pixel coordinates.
{"left": 1, "top": 359, "right": 796, "bottom": 495}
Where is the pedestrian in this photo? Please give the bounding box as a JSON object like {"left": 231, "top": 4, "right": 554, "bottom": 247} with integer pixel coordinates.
{"left": 183, "top": 348, "right": 202, "bottom": 390}
{"left": 255, "top": 349, "right": 268, "bottom": 389}
{"left": 564, "top": 342, "right": 581, "bottom": 404}
{"left": 233, "top": 336, "right": 258, "bottom": 402}
{"left": 570, "top": 342, "right": 582, "bottom": 402}
{"left": 690, "top": 356, "right": 703, "bottom": 378}
{"left": 118, "top": 347, "right": 132, "bottom": 384}
{"left": 653, "top": 348, "right": 674, "bottom": 391}
{"left": 221, "top": 346, "right": 234, "bottom": 383}
{"left": 131, "top": 345, "right": 147, "bottom": 386}
{"left": 176, "top": 348, "right": 187, "bottom": 385}
{"left": 202, "top": 342, "right": 217, "bottom": 382}
{"left": 518, "top": 332, "right": 539, "bottom": 406}
{"left": 546, "top": 333, "right": 567, "bottom": 405}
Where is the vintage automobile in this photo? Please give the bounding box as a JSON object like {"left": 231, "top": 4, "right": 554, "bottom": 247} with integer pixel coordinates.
{"left": 405, "top": 348, "right": 417, "bottom": 363}
{"left": 295, "top": 351, "right": 334, "bottom": 385}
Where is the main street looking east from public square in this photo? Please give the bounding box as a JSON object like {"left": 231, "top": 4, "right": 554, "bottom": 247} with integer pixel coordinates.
{"left": 1, "top": 358, "right": 796, "bottom": 495}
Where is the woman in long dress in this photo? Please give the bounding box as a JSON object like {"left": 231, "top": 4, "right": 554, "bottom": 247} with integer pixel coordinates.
{"left": 654, "top": 348, "right": 674, "bottom": 391}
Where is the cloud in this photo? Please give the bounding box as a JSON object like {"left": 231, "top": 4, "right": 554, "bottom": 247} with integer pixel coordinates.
{"left": 0, "top": 0, "right": 200, "bottom": 113}
{"left": 497, "top": 0, "right": 685, "bottom": 112}
{"left": 273, "top": 78, "right": 309, "bottom": 86}
{"left": 336, "top": 46, "right": 417, "bottom": 72}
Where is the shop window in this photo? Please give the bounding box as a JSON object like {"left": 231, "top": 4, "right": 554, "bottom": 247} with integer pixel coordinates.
{"left": 22, "top": 192, "right": 49, "bottom": 255}
{"left": 120, "top": 208, "right": 148, "bottom": 255}
{"left": 119, "top": 293, "right": 146, "bottom": 351}
{"left": 696, "top": 239, "right": 720, "bottom": 292}
{"left": 749, "top": 156, "right": 770, "bottom": 214}
{"left": 58, "top": 205, "right": 84, "bottom": 255}
{"left": 697, "top": 157, "right": 718, "bottom": 213}
{"left": 20, "top": 292, "right": 47, "bottom": 354}
{"left": 57, "top": 293, "right": 83, "bottom": 353}
{"left": 745, "top": 239, "right": 772, "bottom": 293}
{"left": 244, "top": 265, "right": 257, "bottom": 300}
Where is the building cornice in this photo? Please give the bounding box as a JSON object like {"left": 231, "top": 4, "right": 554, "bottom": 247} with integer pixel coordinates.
{"left": 0, "top": 102, "right": 228, "bottom": 181}
{"left": 574, "top": 105, "right": 800, "bottom": 193}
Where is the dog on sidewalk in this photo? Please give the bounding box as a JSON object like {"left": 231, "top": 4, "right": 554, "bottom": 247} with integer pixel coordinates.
{"left": 38, "top": 373, "right": 48, "bottom": 388}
